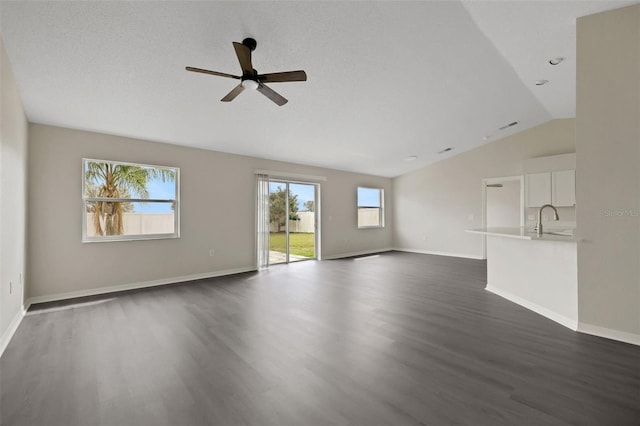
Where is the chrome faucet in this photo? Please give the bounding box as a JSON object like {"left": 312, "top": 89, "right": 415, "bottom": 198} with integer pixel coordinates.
{"left": 535, "top": 204, "right": 559, "bottom": 236}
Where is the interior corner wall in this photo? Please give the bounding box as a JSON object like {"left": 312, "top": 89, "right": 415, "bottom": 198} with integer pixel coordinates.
{"left": 27, "top": 124, "right": 392, "bottom": 301}
{"left": 0, "top": 37, "right": 28, "bottom": 346}
{"left": 575, "top": 4, "right": 640, "bottom": 340}
{"left": 392, "top": 119, "right": 575, "bottom": 258}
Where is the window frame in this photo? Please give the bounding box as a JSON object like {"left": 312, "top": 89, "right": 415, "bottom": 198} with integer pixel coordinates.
{"left": 357, "top": 186, "right": 385, "bottom": 229}
{"left": 82, "top": 158, "right": 180, "bottom": 243}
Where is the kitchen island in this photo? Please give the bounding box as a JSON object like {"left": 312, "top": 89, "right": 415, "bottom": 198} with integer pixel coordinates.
{"left": 467, "top": 227, "right": 578, "bottom": 330}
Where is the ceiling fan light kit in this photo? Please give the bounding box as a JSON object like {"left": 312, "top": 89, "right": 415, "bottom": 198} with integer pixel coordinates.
{"left": 241, "top": 79, "right": 259, "bottom": 90}
{"left": 186, "top": 38, "right": 307, "bottom": 106}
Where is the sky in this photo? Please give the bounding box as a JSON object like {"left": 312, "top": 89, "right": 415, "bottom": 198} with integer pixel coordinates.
{"left": 137, "top": 178, "right": 176, "bottom": 213}
{"left": 86, "top": 161, "right": 380, "bottom": 214}
{"left": 270, "top": 182, "right": 315, "bottom": 211}
{"left": 269, "top": 182, "right": 381, "bottom": 210}
{"left": 357, "top": 187, "right": 381, "bottom": 208}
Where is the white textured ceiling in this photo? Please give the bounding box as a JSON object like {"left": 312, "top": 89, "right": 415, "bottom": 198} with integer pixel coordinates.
{"left": 462, "top": 0, "right": 637, "bottom": 119}
{"left": 0, "top": 1, "right": 634, "bottom": 177}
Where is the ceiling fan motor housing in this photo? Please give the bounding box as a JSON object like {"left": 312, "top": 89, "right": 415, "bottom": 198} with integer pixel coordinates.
{"left": 242, "top": 38, "right": 257, "bottom": 51}
{"left": 242, "top": 69, "right": 258, "bottom": 82}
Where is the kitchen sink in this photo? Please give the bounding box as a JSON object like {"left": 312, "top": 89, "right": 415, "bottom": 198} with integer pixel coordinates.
{"left": 526, "top": 229, "right": 574, "bottom": 237}
{"left": 544, "top": 230, "right": 574, "bottom": 236}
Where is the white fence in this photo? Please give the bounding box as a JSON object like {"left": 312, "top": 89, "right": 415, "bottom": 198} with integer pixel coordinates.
{"left": 358, "top": 207, "right": 381, "bottom": 227}
{"left": 86, "top": 213, "right": 174, "bottom": 236}
{"left": 269, "top": 208, "right": 381, "bottom": 232}
{"left": 87, "top": 208, "right": 378, "bottom": 237}
{"left": 270, "top": 211, "right": 316, "bottom": 233}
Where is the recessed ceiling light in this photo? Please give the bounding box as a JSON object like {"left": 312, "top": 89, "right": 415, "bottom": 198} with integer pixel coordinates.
{"left": 535, "top": 79, "right": 549, "bottom": 86}
{"left": 549, "top": 57, "right": 565, "bottom": 65}
{"left": 437, "top": 147, "right": 453, "bottom": 154}
{"left": 483, "top": 135, "right": 491, "bottom": 141}
{"left": 404, "top": 155, "right": 418, "bottom": 162}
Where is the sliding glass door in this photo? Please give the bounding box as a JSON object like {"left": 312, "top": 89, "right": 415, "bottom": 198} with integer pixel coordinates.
{"left": 268, "top": 181, "right": 317, "bottom": 265}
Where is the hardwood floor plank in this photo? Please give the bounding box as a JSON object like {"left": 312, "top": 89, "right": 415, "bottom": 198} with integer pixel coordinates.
{"left": 2, "top": 252, "right": 639, "bottom": 425}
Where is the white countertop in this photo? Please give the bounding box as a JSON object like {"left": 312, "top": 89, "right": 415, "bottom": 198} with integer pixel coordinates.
{"left": 466, "top": 227, "right": 577, "bottom": 242}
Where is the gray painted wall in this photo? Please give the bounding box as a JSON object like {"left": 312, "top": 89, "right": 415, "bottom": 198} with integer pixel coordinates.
{"left": 28, "top": 124, "right": 392, "bottom": 300}
{"left": 0, "top": 37, "right": 28, "bottom": 345}
{"left": 392, "top": 119, "right": 576, "bottom": 258}
{"left": 576, "top": 4, "right": 640, "bottom": 339}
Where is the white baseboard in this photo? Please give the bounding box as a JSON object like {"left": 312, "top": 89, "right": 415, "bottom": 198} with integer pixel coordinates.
{"left": 321, "top": 247, "right": 393, "bottom": 260}
{"left": 486, "top": 285, "right": 640, "bottom": 347}
{"left": 577, "top": 322, "right": 640, "bottom": 347}
{"left": 394, "top": 247, "right": 484, "bottom": 260}
{"left": 1, "top": 305, "right": 27, "bottom": 357}
{"left": 485, "top": 284, "right": 579, "bottom": 331}
{"left": 27, "top": 266, "right": 257, "bottom": 306}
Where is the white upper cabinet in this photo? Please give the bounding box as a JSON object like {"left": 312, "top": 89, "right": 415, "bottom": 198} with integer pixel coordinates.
{"left": 525, "top": 170, "right": 576, "bottom": 207}
{"left": 526, "top": 172, "right": 552, "bottom": 207}
{"left": 523, "top": 153, "right": 576, "bottom": 208}
{"left": 552, "top": 170, "right": 576, "bottom": 207}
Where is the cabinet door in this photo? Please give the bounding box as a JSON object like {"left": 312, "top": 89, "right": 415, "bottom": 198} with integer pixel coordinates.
{"left": 526, "top": 173, "right": 551, "bottom": 207}
{"left": 552, "top": 170, "right": 576, "bottom": 206}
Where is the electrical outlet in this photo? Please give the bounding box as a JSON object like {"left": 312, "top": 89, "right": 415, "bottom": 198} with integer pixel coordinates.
{"left": 423, "top": 235, "right": 427, "bottom": 241}
{"left": 209, "top": 249, "right": 215, "bottom": 257}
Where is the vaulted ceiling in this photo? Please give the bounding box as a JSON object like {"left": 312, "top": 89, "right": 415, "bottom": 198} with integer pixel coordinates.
{"left": 0, "top": 1, "right": 634, "bottom": 177}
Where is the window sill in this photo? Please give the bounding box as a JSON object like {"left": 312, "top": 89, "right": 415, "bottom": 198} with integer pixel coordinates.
{"left": 82, "top": 233, "right": 180, "bottom": 243}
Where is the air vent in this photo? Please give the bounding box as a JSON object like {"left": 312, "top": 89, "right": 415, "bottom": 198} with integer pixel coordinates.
{"left": 437, "top": 147, "right": 453, "bottom": 154}
{"left": 498, "top": 121, "right": 518, "bottom": 131}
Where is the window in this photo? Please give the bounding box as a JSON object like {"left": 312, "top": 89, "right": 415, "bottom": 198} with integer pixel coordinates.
{"left": 82, "top": 159, "right": 179, "bottom": 242}
{"left": 357, "top": 187, "right": 384, "bottom": 228}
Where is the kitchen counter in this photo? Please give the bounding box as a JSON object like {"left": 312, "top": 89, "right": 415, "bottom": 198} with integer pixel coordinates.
{"left": 466, "top": 227, "right": 577, "bottom": 242}
{"left": 468, "top": 226, "right": 578, "bottom": 331}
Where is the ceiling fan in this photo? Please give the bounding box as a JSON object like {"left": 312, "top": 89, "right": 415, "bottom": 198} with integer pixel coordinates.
{"left": 186, "top": 38, "right": 307, "bottom": 106}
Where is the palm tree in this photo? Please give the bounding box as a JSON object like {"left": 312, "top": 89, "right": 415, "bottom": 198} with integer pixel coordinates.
{"left": 85, "top": 161, "right": 175, "bottom": 236}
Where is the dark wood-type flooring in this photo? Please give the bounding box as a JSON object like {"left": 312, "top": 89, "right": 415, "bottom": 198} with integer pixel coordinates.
{"left": 2, "top": 251, "right": 639, "bottom": 425}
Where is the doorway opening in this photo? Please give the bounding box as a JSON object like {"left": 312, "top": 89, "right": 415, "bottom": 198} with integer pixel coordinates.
{"left": 268, "top": 181, "right": 318, "bottom": 265}
{"left": 481, "top": 175, "right": 524, "bottom": 259}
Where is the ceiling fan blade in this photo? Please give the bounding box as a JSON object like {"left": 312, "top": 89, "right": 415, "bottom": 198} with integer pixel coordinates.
{"left": 233, "top": 42, "right": 253, "bottom": 75}
{"left": 257, "top": 70, "right": 307, "bottom": 83}
{"left": 221, "top": 84, "right": 245, "bottom": 102}
{"left": 257, "top": 83, "right": 288, "bottom": 106}
{"left": 185, "top": 66, "right": 240, "bottom": 79}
